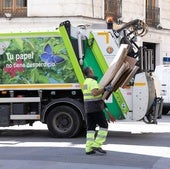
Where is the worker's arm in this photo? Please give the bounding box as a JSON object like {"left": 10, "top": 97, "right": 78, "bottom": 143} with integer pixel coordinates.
{"left": 91, "top": 88, "right": 104, "bottom": 96}
{"left": 91, "top": 85, "right": 113, "bottom": 96}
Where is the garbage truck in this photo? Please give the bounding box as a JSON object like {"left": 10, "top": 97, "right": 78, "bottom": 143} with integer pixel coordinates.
{"left": 0, "top": 19, "right": 163, "bottom": 138}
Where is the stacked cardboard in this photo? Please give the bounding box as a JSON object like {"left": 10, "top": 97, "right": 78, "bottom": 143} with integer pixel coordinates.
{"left": 99, "top": 44, "right": 139, "bottom": 100}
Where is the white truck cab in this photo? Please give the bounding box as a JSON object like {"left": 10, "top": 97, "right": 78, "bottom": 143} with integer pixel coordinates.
{"left": 155, "top": 58, "right": 170, "bottom": 114}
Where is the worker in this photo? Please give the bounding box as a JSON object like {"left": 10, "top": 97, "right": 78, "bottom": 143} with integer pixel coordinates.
{"left": 83, "top": 67, "right": 112, "bottom": 155}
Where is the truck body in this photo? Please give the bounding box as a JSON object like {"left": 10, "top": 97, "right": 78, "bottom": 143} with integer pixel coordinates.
{"left": 0, "top": 20, "right": 162, "bottom": 137}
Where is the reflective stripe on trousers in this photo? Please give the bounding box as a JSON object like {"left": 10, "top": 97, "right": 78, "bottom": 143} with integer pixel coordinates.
{"left": 86, "top": 130, "right": 95, "bottom": 153}
{"left": 92, "top": 128, "right": 108, "bottom": 148}
{"left": 85, "top": 128, "right": 108, "bottom": 153}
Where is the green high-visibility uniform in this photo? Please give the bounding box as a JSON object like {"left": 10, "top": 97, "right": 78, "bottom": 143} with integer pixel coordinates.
{"left": 86, "top": 128, "right": 108, "bottom": 153}
{"left": 83, "top": 77, "right": 108, "bottom": 153}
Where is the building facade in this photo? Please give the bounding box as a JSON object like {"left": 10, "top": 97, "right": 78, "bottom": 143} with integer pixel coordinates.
{"left": 0, "top": 0, "right": 170, "bottom": 66}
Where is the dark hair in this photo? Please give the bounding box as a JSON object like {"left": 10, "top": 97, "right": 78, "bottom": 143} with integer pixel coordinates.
{"left": 83, "top": 67, "right": 92, "bottom": 77}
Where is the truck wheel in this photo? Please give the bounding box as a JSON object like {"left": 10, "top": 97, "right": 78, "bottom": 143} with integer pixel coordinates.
{"left": 47, "top": 105, "right": 82, "bottom": 138}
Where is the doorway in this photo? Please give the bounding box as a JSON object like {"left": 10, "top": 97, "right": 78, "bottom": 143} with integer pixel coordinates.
{"left": 143, "top": 42, "right": 156, "bottom": 71}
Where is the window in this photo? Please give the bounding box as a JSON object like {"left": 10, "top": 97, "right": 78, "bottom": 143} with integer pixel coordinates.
{"left": 105, "top": 0, "right": 122, "bottom": 22}
{"left": 16, "top": 0, "right": 27, "bottom": 7}
{"left": 146, "top": 0, "right": 156, "bottom": 7}
{"left": 3, "top": 0, "right": 13, "bottom": 7}
{"left": 0, "top": 0, "right": 27, "bottom": 17}
{"left": 146, "top": 0, "right": 160, "bottom": 27}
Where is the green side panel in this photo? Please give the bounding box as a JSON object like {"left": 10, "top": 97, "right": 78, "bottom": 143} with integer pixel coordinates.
{"left": 0, "top": 30, "right": 79, "bottom": 85}
{"left": 59, "top": 26, "right": 84, "bottom": 85}
{"left": 83, "top": 40, "right": 125, "bottom": 119}
{"left": 83, "top": 42, "right": 103, "bottom": 79}
{"left": 87, "top": 33, "right": 130, "bottom": 119}
{"left": 114, "top": 89, "right": 129, "bottom": 114}
{"left": 0, "top": 31, "right": 61, "bottom": 38}
{"left": 88, "top": 33, "right": 108, "bottom": 73}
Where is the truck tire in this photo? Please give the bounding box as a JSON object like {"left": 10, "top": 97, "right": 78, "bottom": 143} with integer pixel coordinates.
{"left": 47, "top": 105, "right": 82, "bottom": 138}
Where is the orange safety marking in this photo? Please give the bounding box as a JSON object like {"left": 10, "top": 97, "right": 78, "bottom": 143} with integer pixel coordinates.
{"left": 98, "top": 32, "right": 109, "bottom": 44}
{"left": 0, "top": 83, "right": 80, "bottom": 89}
{"left": 134, "top": 82, "right": 146, "bottom": 86}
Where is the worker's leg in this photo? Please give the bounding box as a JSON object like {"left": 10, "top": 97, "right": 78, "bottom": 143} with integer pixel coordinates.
{"left": 92, "top": 111, "right": 108, "bottom": 153}
{"left": 86, "top": 130, "right": 95, "bottom": 154}
{"left": 85, "top": 113, "right": 96, "bottom": 154}
{"left": 93, "top": 127, "right": 108, "bottom": 147}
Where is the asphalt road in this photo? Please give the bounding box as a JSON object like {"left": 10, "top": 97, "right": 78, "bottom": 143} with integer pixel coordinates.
{"left": 0, "top": 115, "right": 170, "bottom": 169}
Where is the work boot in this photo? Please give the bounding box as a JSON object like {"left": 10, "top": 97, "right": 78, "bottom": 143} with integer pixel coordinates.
{"left": 86, "top": 150, "right": 96, "bottom": 155}
{"left": 92, "top": 147, "right": 106, "bottom": 154}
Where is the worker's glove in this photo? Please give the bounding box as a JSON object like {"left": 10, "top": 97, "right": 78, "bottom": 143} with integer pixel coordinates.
{"left": 104, "top": 84, "right": 113, "bottom": 92}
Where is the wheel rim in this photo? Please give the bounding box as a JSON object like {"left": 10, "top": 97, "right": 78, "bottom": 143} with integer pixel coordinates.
{"left": 53, "top": 112, "right": 73, "bottom": 133}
